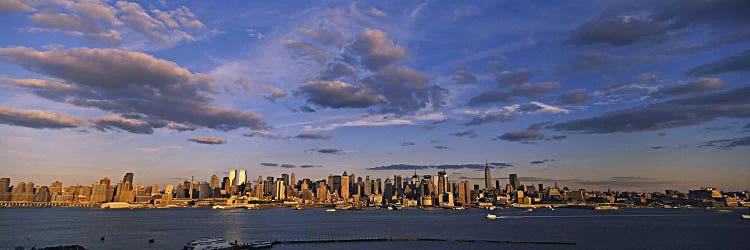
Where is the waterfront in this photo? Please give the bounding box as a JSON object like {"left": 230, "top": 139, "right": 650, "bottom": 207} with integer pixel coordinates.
{"left": 1, "top": 207, "right": 748, "bottom": 249}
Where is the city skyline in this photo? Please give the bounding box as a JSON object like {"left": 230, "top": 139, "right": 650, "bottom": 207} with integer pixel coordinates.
{"left": 1, "top": 0, "right": 749, "bottom": 192}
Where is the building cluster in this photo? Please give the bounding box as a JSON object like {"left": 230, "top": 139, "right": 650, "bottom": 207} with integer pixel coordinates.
{"left": 1, "top": 163, "right": 748, "bottom": 209}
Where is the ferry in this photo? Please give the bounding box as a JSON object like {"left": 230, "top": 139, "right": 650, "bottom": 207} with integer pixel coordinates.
{"left": 594, "top": 205, "right": 620, "bottom": 211}
{"left": 527, "top": 208, "right": 533, "bottom": 212}
{"left": 486, "top": 214, "right": 497, "bottom": 220}
{"left": 183, "top": 237, "right": 232, "bottom": 250}
{"left": 250, "top": 240, "right": 273, "bottom": 248}
{"left": 742, "top": 214, "right": 750, "bottom": 219}
{"left": 325, "top": 208, "right": 336, "bottom": 212}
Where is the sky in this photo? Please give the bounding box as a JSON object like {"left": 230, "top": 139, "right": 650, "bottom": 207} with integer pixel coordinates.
{"left": 0, "top": 0, "right": 748, "bottom": 192}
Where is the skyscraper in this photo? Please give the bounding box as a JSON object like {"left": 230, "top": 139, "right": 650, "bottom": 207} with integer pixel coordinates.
{"left": 437, "top": 170, "right": 447, "bottom": 195}
{"left": 0, "top": 178, "right": 10, "bottom": 193}
{"left": 123, "top": 172, "right": 134, "bottom": 190}
{"left": 484, "top": 161, "right": 491, "bottom": 190}
{"left": 238, "top": 170, "right": 247, "bottom": 188}
{"left": 394, "top": 175, "right": 402, "bottom": 195}
{"left": 281, "top": 174, "right": 289, "bottom": 187}
{"left": 229, "top": 170, "right": 237, "bottom": 188}
{"left": 273, "top": 179, "right": 286, "bottom": 200}
{"left": 210, "top": 174, "right": 220, "bottom": 188}
{"left": 341, "top": 172, "right": 349, "bottom": 200}
{"left": 509, "top": 174, "right": 519, "bottom": 190}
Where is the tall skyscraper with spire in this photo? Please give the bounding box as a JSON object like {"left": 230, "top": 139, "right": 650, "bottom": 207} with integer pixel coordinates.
{"left": 484, "top": 159, "right": 491, "bottom": 190}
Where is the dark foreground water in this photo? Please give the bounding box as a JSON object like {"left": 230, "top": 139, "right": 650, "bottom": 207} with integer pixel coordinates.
{"left": 0, "top": 207, "right": 748, "bottom": 249}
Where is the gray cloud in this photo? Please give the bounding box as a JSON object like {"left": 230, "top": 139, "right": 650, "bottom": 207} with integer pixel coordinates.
{"left": 0, "top": 0, "right": 32, "bottom": 15}
{"left": 496, "top": 68, "right": 532, "bottom": 87}
{"left": 0, "top": 76, "right": 79, "bottom": 91}
{"left": 450, "top": 129, "right": 477, "bottom": 138}
{"left": 558, "top": 89, "right": 591, "bottom": 104}
{"left": 530, "top": 159, "right": 555, "bottom": 165}
{"left": 452, "top": 67, "right": 477, "bottom": 85}
{"left": 344, "top": 28, "right": 407, "bottom": 71}
{"left": 245, "top": 130, "right": 284, "bottom": 140}
{"left": 698, "top": 135, "right": 750, "bottom": 149}
{"left": 434, "top": 145, "right": 449, "bottom": 149}
{"left": 401, "top": 142, "right": 416, "bottom": 146}
{"left": 569, "top": 16, "right": 668, "bottom": 47}
{"left": 0, "top": 47, "right": 267, "bottom": 132}
{"left": 360, "top": 66, "right": 448, "bottom": 114}
{"left": 462, "top": 114, "right": 514, "bottom": 126}
{"left": 280, "top": 164, "right": 296, "bottom": 168}
{"left": 495, "top": 122, "right": 550, "bottom": 143}
{"left": 259, "top": 85, "right": 287, "bottom": 102}
{"left": 552, "top": 84, "right": 750, "bottom": 134}
{"left": 316, "top": 148, "right": 344, "bottom": 154}
{"left": 469, "top": 82, "right": 561, "bottom": 105}
{"left": 0, "top": 105, "right": 82, "bottom": 129}
{"left": 167, "top": 122, "right": 195, "bottom": 132}
{"left": 299, "top": 29, "right": 447, "bottom": 115}
{"left": 296, "top": 80, "right": 382, "bottom": 109}
{"left": 299, "top": 28, "right": 346, "bottom": 45}
{"left": 568, "top": 1, "right": 750, "bottom": 47}
{"left": 496, "top": 130, "right": 544, "bottom": 143}
{"left": 28, "top": 10, "right": 121, "bottom": 45}
{"left": 284, "top": 39, "right": 328, "bottom": 63}
{"left": 294, "top": 133, "right": 333, "bottom": 140}
{"left": 188, "top": 136, "right": 227, "bottom": 145}
{"left": 92, "top": 114, "right": 154, "bottom": 134}
{"left": 551, "top": 135, "right": 568, "bottom": 140}
{"left": 299, "top": 164, "right": 323, "bottom": 168}
{"left": 686, "top": 49, "right": 750, "bottom": 76}
{"left": 319, "top": 63, "right": 356, "bottom": 80}
{"left": 368, "top": 162, "right": 514, "bottom": 171}
{"left": 651, "top": 78, "right": 728, "bottom": 98}
{"left": 261, "top": 163, "right": 279, "bottom": 167}
{"left": 570, "top": 52, "right": 666, "bottom": 72}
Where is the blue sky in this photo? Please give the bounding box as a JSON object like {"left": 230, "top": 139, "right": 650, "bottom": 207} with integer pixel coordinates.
{"left": 0, "top": 0, "right": 748, "bottom": 191}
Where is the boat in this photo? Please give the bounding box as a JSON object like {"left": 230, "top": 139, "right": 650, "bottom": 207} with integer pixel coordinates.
{"left": 183, "top": 237, "right": 232, "bottom": 250}
{"left": 527, "top": 208, "right": 533, "bottom": 212}
{"left": 250, "top": 240, "right": 273, "bottom": 248}
{"left": 325, "top": 208, "right": 336, "bottom": 212}
{"left": 453, "top": 207, "right": 465, "bottom": 210}
{"left": 548, "top": 206, "right": 555, "bottom": 211}
{"left": 742, "top": 214, "right": 750, "bottom": 219}
{"left": 148, "top": 238, "right": 155, "bottom": 243}
{"left": 488, "top": 206, "right": 496, "bottom": 210}
{"left": 486, "top": 214, "right": 497, "bottom": 220}
{"left": 594, "top": 205, "right": 620, "bottom": 211}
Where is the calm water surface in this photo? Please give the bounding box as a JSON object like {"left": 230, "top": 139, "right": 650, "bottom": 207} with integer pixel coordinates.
{"left": 0, "top": 207, "right": 748, "bottom": 249}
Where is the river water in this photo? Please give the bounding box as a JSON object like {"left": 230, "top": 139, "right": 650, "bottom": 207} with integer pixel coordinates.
{"left": 0, "top": 207, "right": 747, "bottom": 249}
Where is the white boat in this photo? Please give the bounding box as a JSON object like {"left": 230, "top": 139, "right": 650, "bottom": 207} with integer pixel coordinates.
{"left": 742, "top": 214, "right": 750, "bottom": 219}
{"left": 488, "top": 206, "right": 496, "bottom": 210}
{"left": 325, "top": 208, "right": 336, "bottom": 212}
{"left": 453, "top": 207, "right": 465, "bottom": 210}
{"left": 548, "top": 207, "right": 555, "bottom": 211}
{"left": 527, "top": 208, "right": 533, "bottom": 212}
{"left": 486, "top": 214, "right": 497, "bottom": 220}
{"left": 183, "top": 237, "right": 232, "bottom": 250}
